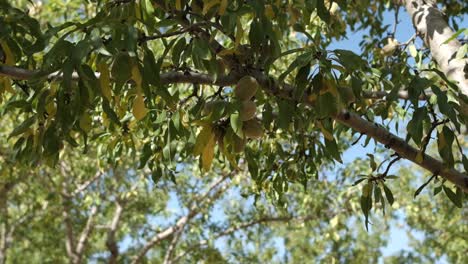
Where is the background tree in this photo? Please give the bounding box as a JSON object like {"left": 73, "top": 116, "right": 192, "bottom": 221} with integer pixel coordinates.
{"left": 0, "top": 0, "right": 467, "bottom": 263}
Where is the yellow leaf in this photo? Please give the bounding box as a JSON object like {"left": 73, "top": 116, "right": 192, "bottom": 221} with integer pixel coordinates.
{"left": 437, "top": 130, "right": 447, "bottom": 150}
{"left": 218, "top": 0, "right": 228, "bottom": 15}
{"left": 217, "top": 48, "right": 240, "bottom": 57}
{"left": 306, "top": 94, "right": 317, "bottom": 104}
{"left": 79, "top": 112, "right": 93, "bottom": 132}
{"left": 201, "top": 133, "right": 216, "bottom": 171}
{"left": 45, "top": 101, "right": 57, "bottom": 117}
{"left": 102, "top": 112, "right": 110, "bottom": 128}
{"left": 415, "top": 151, "right": 424, "bottom": 164}
{"left": 193, "top": 125, "right": 213, "bottom": 156}
{"left": 1, "top": 77, "right": 14, "bottom": 94}
{"left": 135, "top": 2, "right": 142, "bottom": 20}
{"left": 97, "top": 62, "right": 112, "bottom": 101}
{"left": 320, "top": 78, "right": 338, "bottom": 97}
{"left": 235, "top": 17, "right": 244, "bottom": 48}
{"left": 203, "top": 0, "right": 219, "bottom": 15}
{"left": 175, "top": 0, "right": 182, "bottom": 10}
{"left": 317, "top": 121, "right": 334, "bottom": 141}
{"left": 0, "top": 40, "right": 15, "bottom": 66}
{"left": 132, "top": 93, "right": 148, "bottom": 121}
{"left": 264, "top": 4, "right": 275, "bottom": 19}
{"left": 131, "top": 64, "right": 142, "bottom": 87}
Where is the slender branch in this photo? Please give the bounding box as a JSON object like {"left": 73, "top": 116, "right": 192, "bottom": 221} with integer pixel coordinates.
{"left": 106, "top": 201, "right": 123, "bottom": 264}
{"left": 162, "top": 225, "right": 184, "bottom": 264}
{"left": 131, "top": 172, "right": 233, "bottom": 264}
{"left": 62, "top": 197, "right": 78, "bottom": 263}
{"left": 70, "top": 170, "right": 105, "bottom": 197}
{"left": 391, "top": 6, "right": 400, "bottom": 36}
{"left": 173, "top": 215, "right": 315, "bottom": 262}
{"left": 60, "top": 172, "right": 78, "bottom": 264}
{"left": 139, "top": 28, "right": 192, "bottom": 42}
{"left": 75, "top": 205, "right": 98, "bottom": 263}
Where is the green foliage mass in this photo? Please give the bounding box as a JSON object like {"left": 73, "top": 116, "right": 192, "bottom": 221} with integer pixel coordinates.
{"left": 0, "top": 0, "right": 466, "bottom": 263}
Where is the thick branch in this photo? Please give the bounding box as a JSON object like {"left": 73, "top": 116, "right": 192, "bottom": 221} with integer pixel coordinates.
{"left": 403, "top": 0, "right": 468, "bottom": 114}
{"left": 0, "top": 65, "right": 427, "bottom": 101}
{"left": 2, "top": 63, "right": 467, "bottom": 189}
{"left": 335, "top": 110, "right": 467, "bottom": 191}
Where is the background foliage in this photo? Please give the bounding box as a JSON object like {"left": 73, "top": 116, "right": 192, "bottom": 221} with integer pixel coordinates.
{"left": 0, "top": 0, "right": 467, "bottom": 263}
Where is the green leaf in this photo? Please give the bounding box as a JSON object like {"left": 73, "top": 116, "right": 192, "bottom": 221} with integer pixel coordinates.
{"left": 382, "top": 183, "right": 394, "bottom": 206}
{"left": 360, "top": 182, "right": 373, "bottom": 231}
{"left": 193, "top": 125, "right": 213, "bottom": 156}
{"left": 407, "top": 107, "right": 428, "bottom": 145}
{"left": 437, "top": 126, "right": 454, "bottom": 167}
{"left": 317, "top": 92, "right": 338, "bottom": 118}
{"left": 278, "top": 51, "right": 313, "bottom": 82}
{"left": 462, "top": 156, "right": 468, "bottom": 173}
{"left": 443, "top": 185, "right": 462, "bottom": 208}
{"left": 352, "top": 177, "right": 367, "bottom": 186}
{"left": 325, "top": 138, "right": 342, "bottom": 163}
{"left": 230, "top": 113, "right": 243, "bottom": 138}
{"left": 151, "top": 167, "right": 163, "bottom": 184}
{"left": 278, "top": 100, "right": 292, "bottom": 130}
{"left": 442, "top": 28, "right": 467, "bottom": 44}
{"left": 374, "top": 185, "right": 382, "bottom": 203}
{"left": 143, "top": 47, "right": 160, "bottom": 87}
{"left": 316, "top": 0, "right": 331, "bottom": 23}
{"left": 367, "top": 154, "right": 377, "bottom": 171}
{"left": 172, "top": 37, "right": 186, "bottom": 66}
{"left": 9, "top": 115, "right": 36, "bottom": 138}
{"left": 102, "top": 99, "right": 121, "bottom": 126}
{"left": 414, "top": 174, "right": 436, "bottom": 198}
{"left": 111, "top": 52, "right": 132, "bottom": 89}
{"left": 192, "top": 38, "right": 212, "bottom": 61}
{"left": 334, "top": 49, "right": 366, "bottom": 71}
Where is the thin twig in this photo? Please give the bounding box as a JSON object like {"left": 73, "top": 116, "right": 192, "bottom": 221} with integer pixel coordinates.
{"left": 131, "top": 172, "right": 233, "bottom": 264}
{"left": 75, "top": 205, "right": 98, "bottom": 263}
{"left": 173, "top": 215, "right": 316, "bottom": 262}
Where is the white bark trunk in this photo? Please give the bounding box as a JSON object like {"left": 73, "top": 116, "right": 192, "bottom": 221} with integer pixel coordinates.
{"left": 404, "top": 0, "right": 468, "bottom": 114}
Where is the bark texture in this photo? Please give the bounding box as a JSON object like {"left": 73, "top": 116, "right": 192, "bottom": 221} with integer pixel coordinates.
{"left": 404, "top": 0, "right": 468, "bottom": 114}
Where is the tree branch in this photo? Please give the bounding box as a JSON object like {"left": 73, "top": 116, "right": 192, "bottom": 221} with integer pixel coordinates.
{"left": 131, "top": 172, "right": 233, "bottom": 264}
{"left": 106, "top": 201, "right": 123, "bottom": 264}
{"left": 61, "top": 198, "right": 78, "bottom": 263}
{"left": 173, "top": 214, "right": 315, "bottom": 262}
{"left": 0, "top": 65, "right": 428, "bottom": 101}
{"left": 335, "top": 110, "right": 467, "bottom": 191}
{"left": 70, "top": 170, "right": 105, "bottom": 198}
{"left": 75, "top": 205, "right": 98, "bottom": 263}
{"left": 1, "top": 62, "right": 466, "bottom": 189}
{"left": 162, "top": 224, "right": 184, "bottom": 264}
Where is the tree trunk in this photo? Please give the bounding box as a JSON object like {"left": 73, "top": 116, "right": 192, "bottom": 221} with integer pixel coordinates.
{"left": 403, "top": 0, "right": 468, "bottom": 115}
